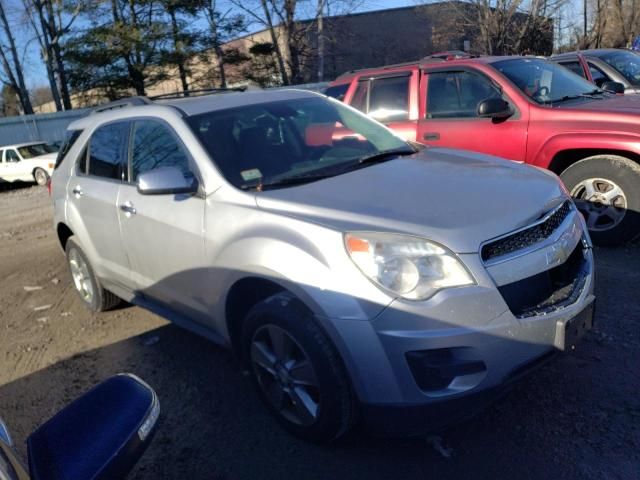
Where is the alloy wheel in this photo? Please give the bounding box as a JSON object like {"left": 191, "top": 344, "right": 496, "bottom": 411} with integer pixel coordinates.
{"left": 69, "top": 249, "right": 94, "bottom": 303}
{"left": 250, "top": 324, "right": 321, "bottom": 426}
{"left": 571, "top": 177, "right": 627, "bottom": 231}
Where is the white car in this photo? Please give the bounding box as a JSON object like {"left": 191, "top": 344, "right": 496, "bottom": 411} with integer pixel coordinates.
{"left": 0, "top": 142, "right": 59, "bottom": 186}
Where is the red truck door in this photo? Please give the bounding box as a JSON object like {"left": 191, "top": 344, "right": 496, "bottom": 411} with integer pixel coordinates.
{"left": 417, "top": 68, "right": 528, "bottom": 161}
{"left": 346, "top": 69, "right": 420, "bottom": 142}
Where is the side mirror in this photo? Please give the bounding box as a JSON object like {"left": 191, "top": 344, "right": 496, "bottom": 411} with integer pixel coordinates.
{"left": 477, "top": 98, "right": 513, "bottom": 120}
{"left": 601, "top": 81, "right": 625, "bottom": 94}
{"left": 137, "top": 166, "right": 199, "bottom": 195}
{"left": 27, "top": 374, "right": 159, "bottom": 480}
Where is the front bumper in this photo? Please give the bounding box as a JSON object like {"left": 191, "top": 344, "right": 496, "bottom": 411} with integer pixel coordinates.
{"left": 324, "top": 241, "right": 595, "bottom": 436}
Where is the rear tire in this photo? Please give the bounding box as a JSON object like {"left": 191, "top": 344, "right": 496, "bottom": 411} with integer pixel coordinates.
{"left": 65, "top": 237, "right": 121, "bottom": 312}
{"left": 560, "top": 155, "right": 640, "bottom": 246}
{"left": 242, "top": 292, "right": 355, "bottom": 442}
{"left": 33, "top": 168, "right": 49, "bottom": 186}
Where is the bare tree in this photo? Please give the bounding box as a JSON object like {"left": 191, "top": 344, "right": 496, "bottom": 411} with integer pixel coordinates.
{"left": 446, "top": 0, "right": 561, "bottom": 55}
{"left": 22, "top": 0, "right": 82, "bottom": 110}
{"left": 201, "top": 0, "right": 246, "bottom": 87}
{"left": 0, "top": 0, "right": 33, "bottom": 114}
{"left": 230, "top": 0, "right": 290, "bottom": 84}
{"left": 588, "top": 0, "right": 640, "bottom": 47}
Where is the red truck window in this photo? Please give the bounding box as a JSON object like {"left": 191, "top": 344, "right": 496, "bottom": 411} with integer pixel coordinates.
{"left": 559, "top": 61, "right": 587, "bottom": 78}
{"left": 349, "top": 76, "right": 410, "bottom": 122}
{"left": 426, "top": 71, "right": 501, "bottom": 119}
{"left": 368, "top": 76, "right": 410, "bottom": 121}
{"left": 351, "top": 81, "right": 368, "bottom": 112}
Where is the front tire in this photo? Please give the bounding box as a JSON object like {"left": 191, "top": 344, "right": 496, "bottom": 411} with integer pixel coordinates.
{"left": 560, "top": 155, "right": 640, "bottom": 246}
{"left": 242, "top": 292, "right": 355, "bottom": 442}
{"left": 33, "top": 168, "right": 49, "bottom": 186}
{"left": 65, "top": 237, "right": 121, "bottom": 312}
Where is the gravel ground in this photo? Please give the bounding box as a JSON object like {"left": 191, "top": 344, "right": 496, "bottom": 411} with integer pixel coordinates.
{"left": 0, "top": 184, "right": 638, "bottom": 479}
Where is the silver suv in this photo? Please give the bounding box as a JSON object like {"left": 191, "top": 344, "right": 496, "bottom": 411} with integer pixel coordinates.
{"left": 52, "top": 89, "right": 595, "bottom": 441}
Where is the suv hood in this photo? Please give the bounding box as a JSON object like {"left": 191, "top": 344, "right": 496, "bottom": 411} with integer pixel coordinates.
{"left": 255, "top": 148, "right": 566, "bottom": 253}
{"left": 565, "top": 93, "right": 640, "bottom": 114}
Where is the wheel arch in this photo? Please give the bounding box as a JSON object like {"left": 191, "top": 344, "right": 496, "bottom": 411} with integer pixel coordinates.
{"left": 56, "top": 223, "right": 74, "bottom": 251}
{"left": 548, "top": 148, "right": 640, "bottom": 176}
{"left": 225, "top": 276, "right": 288, "bottom": 356}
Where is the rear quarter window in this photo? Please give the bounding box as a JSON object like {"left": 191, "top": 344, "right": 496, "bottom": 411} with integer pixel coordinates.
{"left": 54, "top": 130, "right": 83, "bottom": 169}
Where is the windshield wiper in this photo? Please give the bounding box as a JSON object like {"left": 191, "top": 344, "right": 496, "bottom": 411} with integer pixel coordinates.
{"left": 549, "top": 91, "right": 606, "bottom": 104}
{"left": 357, "top": 147, "right": 416, "bottom": 164}
{"left": 241, "top": 173, "right": 335, "bottom": 191}
{"left": 240, "top": 147, "right": 417, "bottom": 191}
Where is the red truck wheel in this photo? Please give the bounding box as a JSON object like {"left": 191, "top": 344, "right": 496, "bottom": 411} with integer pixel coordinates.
{"left": 560, "top": 155, "right": 640, "bottom": 246}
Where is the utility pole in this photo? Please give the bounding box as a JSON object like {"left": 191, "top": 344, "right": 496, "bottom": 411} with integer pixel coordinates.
{"left": 317, "top": 0, "right": 325, "bottom": 82}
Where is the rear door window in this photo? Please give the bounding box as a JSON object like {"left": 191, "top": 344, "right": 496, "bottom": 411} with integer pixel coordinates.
{"left": 87, "top": 122, "right": 129, "bottom": 181}
{"left": 368, "top": 76, "right": 410, "bottom": 122}
{"left": 349, "top": 75, "right": 410, "bottom": 123}
{"left": 350, "top": 81, "right": 369, "bottom": 113}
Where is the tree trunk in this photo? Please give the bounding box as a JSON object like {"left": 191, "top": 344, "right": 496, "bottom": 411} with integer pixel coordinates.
{"left": 282, "top": 0, "right": 301, "bottom": 83}
{"left": 205, "top": 5, "right": 228, "bottom": 88}
{"left": 0, "top": 0, "right": 33, "bottom": 114}
{"left": 214, "top": 45, "right": 227, "bottom": 88}
{"left": 169, "top": 8, "right": 189, "bottom": 94}
{"left": 259, "top": 0, "right": 289, "bottom": 84}
{"left": 43, "top": 0, "right": 72, "bottom": 109}
{"left": 26, "top": 0, "right": 63, "bottom": 110}
{"left": 317, "top": 0, "right": 324, "bottom": 82}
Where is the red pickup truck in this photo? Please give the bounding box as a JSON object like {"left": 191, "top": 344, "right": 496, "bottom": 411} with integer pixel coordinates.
{"left": 327, "top": 55, "right": 640, "bottom": 246}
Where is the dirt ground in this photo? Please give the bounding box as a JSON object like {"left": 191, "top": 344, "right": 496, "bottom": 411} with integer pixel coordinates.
{"left": 0, "top": 184, "right": 638, "bottom": 480}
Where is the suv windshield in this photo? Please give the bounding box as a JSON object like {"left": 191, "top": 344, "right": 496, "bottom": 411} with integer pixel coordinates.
{"left": 18, "top": 142, "right": 58, "bottom": 159}
{"left": 599, "top": 51, "right": 640, "bottom": 86}
{"left": 493, "top": 58, "right": 604, "bottom": 105}
{"left": 187, "top": 96, "right": 412, "bottom": 189}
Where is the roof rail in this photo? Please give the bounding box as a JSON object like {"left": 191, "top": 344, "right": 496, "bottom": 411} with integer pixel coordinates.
{"left": 92, "top": 96, "right": 153, "bottom": 114}
{"left": 423, "top": 51, "right": 477, "bottom": 61}
{"left": 149, "top": 87, "right": 247, "bottom": 100}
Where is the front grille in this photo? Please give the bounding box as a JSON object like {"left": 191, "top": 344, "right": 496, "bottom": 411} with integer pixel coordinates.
{"left": 498, "top": 243, "right": 587, "bottom": 318}
{"left": 481, "top": 201, "right": 573, "bottom": 262}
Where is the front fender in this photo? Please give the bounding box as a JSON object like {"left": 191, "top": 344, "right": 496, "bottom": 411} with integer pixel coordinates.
{"left": 208, "top": 227, "right": 397, "bottom": 403}
{"left": 211, "top": 230, "right": 393, "bottom": 326}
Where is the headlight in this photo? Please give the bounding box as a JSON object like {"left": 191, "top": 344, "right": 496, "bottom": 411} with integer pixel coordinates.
{"left": 344, "top": 232, "right": 475, "bottom": 300}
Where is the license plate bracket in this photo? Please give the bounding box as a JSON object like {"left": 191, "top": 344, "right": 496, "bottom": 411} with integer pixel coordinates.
{"left": 556, "top": 300, "right": 594, "bottom": 352}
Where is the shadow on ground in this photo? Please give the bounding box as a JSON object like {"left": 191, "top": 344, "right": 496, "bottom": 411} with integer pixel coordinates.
{"left": 0, "top": 182, "right": 34, "bottom": 193}
{"left": 0, "top": 247, "right": 638, "bottom": 480}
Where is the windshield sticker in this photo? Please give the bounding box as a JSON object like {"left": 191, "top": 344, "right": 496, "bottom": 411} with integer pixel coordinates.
{"left": 241, "top": 169, "right": 262, "bottom": 181}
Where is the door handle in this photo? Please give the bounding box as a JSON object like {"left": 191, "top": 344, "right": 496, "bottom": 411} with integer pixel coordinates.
{"left": 423, "top": 132, "right": 440, "bottom": 141}
{"left": 119, "top": 202, "right": 137, "bottom": 216}
{"left": 71, "top": 186, "right": 83, "bottom": 197}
